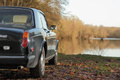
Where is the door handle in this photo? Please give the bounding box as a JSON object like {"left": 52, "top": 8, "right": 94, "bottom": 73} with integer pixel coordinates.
{"left": 46, "top": 30, "right": 50, "bottom": 33}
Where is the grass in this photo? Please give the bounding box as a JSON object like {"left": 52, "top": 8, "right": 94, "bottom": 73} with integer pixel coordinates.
{"left": 0, "top": 53, "right": 119, "bottom": 79}
{"left": 25, "top": 53, "right": 120, "bottom": 79}
{"left": 50, "top": 53, "right": 120, "bottom": 79}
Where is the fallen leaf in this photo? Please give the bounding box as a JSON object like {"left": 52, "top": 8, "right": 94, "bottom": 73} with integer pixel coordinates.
{"left": 110, "top": 70, "right": 114, "bottom": 73}
{"left": 69, "top": 64, "right": 72, "bottom": 67}
{"left": 70, "top": 72, "right": 74, "bottom": 75}
{"left": 95, "top": 66, "right": 99, "bottom": 69}
{"left": 57, "top": 62, "right": 60, "bottom": 65}
{"left": 80, "top": 63, "right": 84, "bottom": 66}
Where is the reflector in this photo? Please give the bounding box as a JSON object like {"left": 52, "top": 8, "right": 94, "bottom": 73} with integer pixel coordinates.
{"left": 23, "top": 31, "right": 29, "bottom": 38}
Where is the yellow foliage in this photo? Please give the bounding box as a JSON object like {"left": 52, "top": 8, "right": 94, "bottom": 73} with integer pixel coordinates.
{"left": 0, "top": 0, "right": 119, "bottom": 39}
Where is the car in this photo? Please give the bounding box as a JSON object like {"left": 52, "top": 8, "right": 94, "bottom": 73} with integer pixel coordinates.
{"left": 0, "top": 6, "right": 59, "bottom": 78}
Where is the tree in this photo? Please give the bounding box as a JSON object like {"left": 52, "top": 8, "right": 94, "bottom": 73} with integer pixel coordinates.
{"left": 0, "top": 0, "right": 68, "bottom": 28}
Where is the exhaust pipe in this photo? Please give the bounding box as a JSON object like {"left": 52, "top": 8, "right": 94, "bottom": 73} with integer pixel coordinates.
{"left": 17, "top": 66, "right": 24, "bottom": 70}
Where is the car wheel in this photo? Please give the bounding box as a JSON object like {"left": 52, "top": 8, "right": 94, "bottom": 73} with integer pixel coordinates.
{"left": 30, "top": 48, "right": 45, "bottom": 78}
{"left": 49, "top": 51, "right": 58, "bottom": 65}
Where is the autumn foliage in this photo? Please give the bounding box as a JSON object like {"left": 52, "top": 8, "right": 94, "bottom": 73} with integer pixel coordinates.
{"left": 57, "top": 16, "right": 120, "bottom": 39}
{"left": 0, "top": 0, "right": 120, "bottom": 39}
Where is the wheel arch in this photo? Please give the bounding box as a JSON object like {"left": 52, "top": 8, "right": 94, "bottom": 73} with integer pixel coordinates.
{"left": 41, "top": 40, "right": 47, "bottom": 58}
{"left": 56, "top": 40, "right": 59, "bottom": 51}
{"left": 44, "top": 41, "right": 47, "bottom": 57}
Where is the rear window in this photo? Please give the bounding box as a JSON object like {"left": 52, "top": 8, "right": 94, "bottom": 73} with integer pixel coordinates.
{"left": 0, "top": 9, "right": 33, "bottom": 28}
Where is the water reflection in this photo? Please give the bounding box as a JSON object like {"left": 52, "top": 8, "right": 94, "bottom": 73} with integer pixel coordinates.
{"left": 58, "top": 39, "right": 120, "bottom": 57}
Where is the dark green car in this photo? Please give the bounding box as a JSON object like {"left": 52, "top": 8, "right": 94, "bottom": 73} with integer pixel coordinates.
{"left": 0, "top": 6, "right": 58, "bottom": 78}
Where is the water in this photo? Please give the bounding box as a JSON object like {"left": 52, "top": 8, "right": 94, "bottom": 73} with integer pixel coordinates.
{"left": 58, "top": 38, "right": 120, "bottom": 57}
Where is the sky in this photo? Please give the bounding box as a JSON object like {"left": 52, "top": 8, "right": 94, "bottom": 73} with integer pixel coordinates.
{"left": 65, "top": 0, "right": 120, "bottom": 27}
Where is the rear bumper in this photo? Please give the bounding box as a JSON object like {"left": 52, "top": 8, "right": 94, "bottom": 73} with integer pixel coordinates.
{"left": 0, "top": 56, "right": 28, "bottom": 68}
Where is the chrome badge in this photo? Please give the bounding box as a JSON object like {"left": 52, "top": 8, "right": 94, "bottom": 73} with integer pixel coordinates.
{"left": 0, "top": 35, "right": 7, "bottom": 38}
{"left": 3, "top": 46, "right": 10, "bottom": 50}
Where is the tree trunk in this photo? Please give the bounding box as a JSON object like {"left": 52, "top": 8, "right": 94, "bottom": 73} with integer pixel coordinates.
{"left": 17, "top": 0, "right": 19, "bottom": 6}
{"left": 12, "top": 0, "right": 14, "bottom": 6}
{"left": 4, "top": 0, "right": 6, "bottom": 6}
{"left": 20, "top": 0, "right": 23, "bottom": 6}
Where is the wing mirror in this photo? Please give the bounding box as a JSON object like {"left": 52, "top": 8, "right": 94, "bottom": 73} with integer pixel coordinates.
{"left": 50, "top": 25, "right": 57, "bottom": 30}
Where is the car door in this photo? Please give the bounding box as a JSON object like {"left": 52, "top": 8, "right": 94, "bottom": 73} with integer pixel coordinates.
{"left": 39, "top": 13, "right": 54, "bottom": 57}
{"left": 48, "top": 30, "right": 57, "bottom": 55}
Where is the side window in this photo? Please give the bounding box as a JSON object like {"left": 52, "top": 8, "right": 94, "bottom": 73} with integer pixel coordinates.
{"left": 40, "top": 13, "right": 49, "bottom": 30}
{"left": 37, "top": 12, "right": 42, "bottom": 28}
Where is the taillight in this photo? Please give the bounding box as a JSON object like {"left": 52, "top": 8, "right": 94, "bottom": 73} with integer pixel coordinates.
{"left": 22, "top": 31, "right": 29, "bottom": 48}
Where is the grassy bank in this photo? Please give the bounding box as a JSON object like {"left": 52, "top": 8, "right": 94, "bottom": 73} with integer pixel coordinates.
{"left": 0, "top": 53, "right": 119, "bottom": 80}
{"left": 44, "top": 53, "right": 120, "bottom": 80}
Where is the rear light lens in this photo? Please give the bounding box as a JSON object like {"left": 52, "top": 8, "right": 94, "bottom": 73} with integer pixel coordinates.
{"left": 22, "top": 31, "right": 29, "bottom": 48}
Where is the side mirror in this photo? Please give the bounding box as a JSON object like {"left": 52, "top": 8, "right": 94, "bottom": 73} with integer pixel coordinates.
{"left": 50, "top": 25, "right": 57, "bottom": 30}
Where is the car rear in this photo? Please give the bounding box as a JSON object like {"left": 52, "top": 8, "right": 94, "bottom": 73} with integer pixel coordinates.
{"left": 0, "top": 7, "right": 34, "bottom": 68}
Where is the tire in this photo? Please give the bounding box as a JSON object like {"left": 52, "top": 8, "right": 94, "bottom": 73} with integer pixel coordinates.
{"left": 49, "top": 51, "right": 58, "bottom": 65}
{"left": 30, "top": 48, "right": 45, "bottom": 78}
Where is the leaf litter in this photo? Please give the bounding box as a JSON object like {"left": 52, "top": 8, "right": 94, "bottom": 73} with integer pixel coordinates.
{"left": 0, "top": 53, "right": 119, "bottom": 80}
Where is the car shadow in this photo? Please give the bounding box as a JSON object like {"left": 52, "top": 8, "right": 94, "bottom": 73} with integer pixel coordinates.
{"left": 0, "top": 68, "right": 42, "bottom": 80}
{"left": 0, "top": 63, "right": 51, "bottom": 79}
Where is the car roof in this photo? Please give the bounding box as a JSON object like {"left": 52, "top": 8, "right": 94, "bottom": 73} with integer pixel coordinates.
{"left": 0, "top": 6, "right": 32, "bottom": 9}
{"left": 0, "top": 6, "right": 44, "bottom": 14}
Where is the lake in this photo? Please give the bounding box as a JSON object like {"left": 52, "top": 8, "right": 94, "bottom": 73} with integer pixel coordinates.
{"left": 58, "top": 38, "right": 120, "bottom": 57}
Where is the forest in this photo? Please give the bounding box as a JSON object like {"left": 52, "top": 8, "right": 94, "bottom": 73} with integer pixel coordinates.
{"left": 0, "top": 0, "right": 120, "bottom": 40}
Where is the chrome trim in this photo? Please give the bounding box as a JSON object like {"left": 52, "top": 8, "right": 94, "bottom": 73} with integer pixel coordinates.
{"left": 47, "top": 36, "right": 57, "bottom": 39}
{"left": 45, "top": 54, "right": 55, "bottom": 61}
{"left": 0, "top": 35, "right": 7, "bottom": 38}
{"left": 31, "top": 34, "right": 42, "bottom": 38}
{"left": 0, "top": 56, "right": 25, "bottom": 58}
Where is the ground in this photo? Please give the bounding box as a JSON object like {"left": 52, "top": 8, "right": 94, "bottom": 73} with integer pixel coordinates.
{"left": 0, "top": 53, "right": 120, "bottom": 80}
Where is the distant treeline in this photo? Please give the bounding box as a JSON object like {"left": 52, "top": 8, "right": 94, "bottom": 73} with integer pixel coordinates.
{"left": 56, "top": 16, "right": 120, "bottom": 39}
{"left": 0, "top": 0, "right": 120, "bottom": 39}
